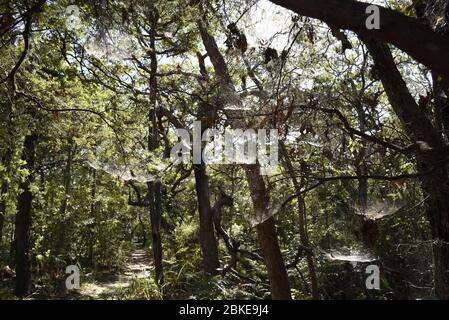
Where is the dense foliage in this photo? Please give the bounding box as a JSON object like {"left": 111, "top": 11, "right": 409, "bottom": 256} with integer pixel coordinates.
{"left": 1, "top": 0, "right": 449, "bottom": 300}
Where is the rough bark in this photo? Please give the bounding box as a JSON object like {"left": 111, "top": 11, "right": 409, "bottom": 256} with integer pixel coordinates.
{"left": 364, "top": 38, "right": 449, "bottom": 299}
{"left": 270, "top": 0, "right": 449, "bottom": 80}
{"left": 14, "top": 134, "right": 37, "bottom": 298}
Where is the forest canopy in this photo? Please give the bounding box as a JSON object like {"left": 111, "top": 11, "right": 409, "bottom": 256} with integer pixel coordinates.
{"left": 1, "top": 0, "right": 449, "bottom": 301}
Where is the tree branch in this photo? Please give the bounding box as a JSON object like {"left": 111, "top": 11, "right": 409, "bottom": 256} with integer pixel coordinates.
{"left": 270, "top": 0, "right": 449, "bottom": 80}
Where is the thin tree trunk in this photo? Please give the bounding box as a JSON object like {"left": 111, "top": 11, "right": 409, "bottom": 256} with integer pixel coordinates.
{"left": 147, "top": 181, "right": 164, "bottom": 283}
{"left": 88, "top": 167, "right": 96, "bottom": 267}
{"left": 280, "top": 141, "right": 319, "bottom": 299}
{"left": 244, "top": 164, "right": 292, "bottom": 300}
{"left": 56, "top": 136, "right": 74, "bottom": 255}
{"left": 147, "top": 7, "right": 164, "bottom": 285}
{"left": 192, "top": 53, "right": 221, "bottom": 274}
{"left": 354, "top": 104, "right": 378, "bottom": 251}
{"left": 14, "top": 134, "right": 37, "bottom": 298}
{"left": 193, "top": 163, "right": 220, "bottom": 274}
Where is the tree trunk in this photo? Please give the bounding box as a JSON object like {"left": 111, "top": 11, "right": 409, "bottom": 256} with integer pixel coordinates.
{"left": 421, "top": 167, "right": 449, "bottom": 299}
{"left": 280, "top": 141, "right": 319, "bottom": 299}
{"left": 245, "top": 164, "right": 292, "bottom": 299}
{"left": 198, "top": 20, "right": 291, "bottom": 298}
{"left": 146, "top": 7, "right": 164, "bottom": 285}
{"left": 148, "top": 181, "right": 164, "bottom": 283}
{"left": 193, "top": 163, "right": 220, "bottom": 274}
{"left": 193, "top": 101, "right": 221, "bottom": 274}
{"left": 88, "top": 167, "right": 96, "bottom": 267}
{"left": 14, "top": 134, "right": 37, "bottom": 298}
{"left": 364, "top": 38, "right": 449, "bottom": 299}
{"left": 56, "top": 136, "right": 74, "bottom": 255}
{"left": 354, "top": 104, "right": 378, "bottom": 251}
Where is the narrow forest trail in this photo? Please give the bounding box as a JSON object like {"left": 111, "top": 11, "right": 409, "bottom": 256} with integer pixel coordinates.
{"left": 78, "top": 241, "right": 153, "bottom": 299}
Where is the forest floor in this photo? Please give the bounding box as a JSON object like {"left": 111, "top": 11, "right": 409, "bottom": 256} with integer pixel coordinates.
{"left": 77, "top": 242, "right": 153, "bottom": 299}
{"left": 23, "top": 241, "right": 154, "bottom": 300}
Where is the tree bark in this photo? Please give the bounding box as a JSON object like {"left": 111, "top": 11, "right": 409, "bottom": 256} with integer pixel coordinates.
{"left": 421, "top": 170, "right": 449, "bottom": 300}
{"left": 198, "top": 20, "right": 291, "bottom": 299}
{"left": 193, "top": 163, "right": 220, "bottom": 274}
{"left": 269, "top": 0, "right": 449, "bottom": 80}
{"left": 364, "top": 38, "right": 449, "bottom": 299}
{"left": 244, "top": 165, "right": 292, "bottom": 300}
{"left": 147, "top": 181, "right": 164, "bottom": 283}
{"left": 147, "top": 7, "right": 164, "bottom": 285}
{"left": 14, "top": 134, "right": 37, "bottom": 298}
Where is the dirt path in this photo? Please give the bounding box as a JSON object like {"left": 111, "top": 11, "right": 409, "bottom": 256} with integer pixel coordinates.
{"left": 79, "top": 242, "right": 153, "bottom": 299}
